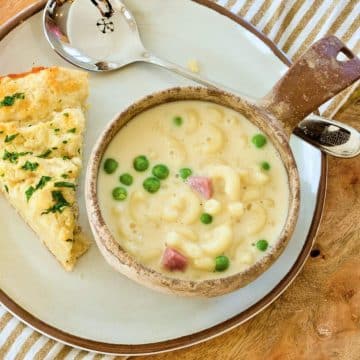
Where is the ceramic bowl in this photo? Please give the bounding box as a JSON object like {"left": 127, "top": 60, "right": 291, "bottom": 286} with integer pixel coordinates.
{"left": 86, "top": 36, "right": 360, "bottom": 297}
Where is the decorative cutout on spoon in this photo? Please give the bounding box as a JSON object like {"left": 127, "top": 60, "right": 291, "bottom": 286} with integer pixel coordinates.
{"left": 96, "top": 18, "right": 115, "bottom": 34}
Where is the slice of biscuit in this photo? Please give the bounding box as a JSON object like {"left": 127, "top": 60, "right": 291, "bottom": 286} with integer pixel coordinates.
{"left": 0, "top": 67, "right": 90, "bottom": 270}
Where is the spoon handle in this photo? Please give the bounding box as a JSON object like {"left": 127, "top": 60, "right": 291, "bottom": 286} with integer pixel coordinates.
{"left": 142, "top": 52, "right": 254, "bottom": 101}
{"left": 142, "top": 52, "right": 359, "bottom": 159}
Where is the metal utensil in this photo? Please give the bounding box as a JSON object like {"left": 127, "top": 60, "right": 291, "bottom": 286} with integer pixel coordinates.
{"left": 43, "top": 0, "right": 360, "bottom": 158}
{"left": 43, "top": 0, "right": 238, "bottom": 91}
{"left": 295, "top": 115, "right": 360, "bottom": 158}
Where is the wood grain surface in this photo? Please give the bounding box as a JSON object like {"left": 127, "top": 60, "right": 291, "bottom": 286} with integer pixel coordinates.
{"left": 1, "top": 1, "right": 360, "bottom": 359}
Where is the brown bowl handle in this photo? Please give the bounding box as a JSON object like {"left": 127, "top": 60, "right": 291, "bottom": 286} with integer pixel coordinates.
{"left": 260, "top": 36, "right": 360, "bottom": 137}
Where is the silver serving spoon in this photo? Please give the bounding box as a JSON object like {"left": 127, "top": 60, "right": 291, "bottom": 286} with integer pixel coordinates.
{"left": 43, "top": 0, "right": 360, "bottom": 158}
{"left": 43, "top": 0, "right": 243, "bottom": 93}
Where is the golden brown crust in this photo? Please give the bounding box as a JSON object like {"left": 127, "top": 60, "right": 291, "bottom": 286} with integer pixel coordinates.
{"left": 0, "top": 66, "right": 47, "bottom": 80}
{"left": 0, "top": 67, "right": 88, "bottom": 124}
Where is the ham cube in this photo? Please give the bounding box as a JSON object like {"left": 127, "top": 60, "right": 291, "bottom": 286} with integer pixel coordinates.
{"left": 187, "top": 176, "right": 213, "bottom": 199}
{"left": 162, "top": 247, "right": 188, "bottom": 271}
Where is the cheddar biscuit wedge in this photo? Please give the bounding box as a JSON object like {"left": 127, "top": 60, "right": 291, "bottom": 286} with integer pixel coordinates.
{"left": 0, "top": 67, "right": 90, "bottom": 270}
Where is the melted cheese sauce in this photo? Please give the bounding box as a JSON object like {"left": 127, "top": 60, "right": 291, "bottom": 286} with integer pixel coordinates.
{"left": 98, "top": 101, "right": 290, "bottom": 280}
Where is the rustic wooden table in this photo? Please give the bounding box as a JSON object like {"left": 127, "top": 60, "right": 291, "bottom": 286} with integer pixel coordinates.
{"left": 1, "top": 1, "right": 359, "bottom": 359}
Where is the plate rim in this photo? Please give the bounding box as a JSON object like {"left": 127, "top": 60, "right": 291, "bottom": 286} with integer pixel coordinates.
{"left": 0, "top": 0, "right": 327, "bottom": 355}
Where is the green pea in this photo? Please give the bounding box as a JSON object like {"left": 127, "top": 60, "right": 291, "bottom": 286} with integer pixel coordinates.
{"left": 251, "top": 134, "right": 267, "bottom": 148}
{"left": 173, "top": 116, "right": 183, "bottom": 126}
{"left": 119, "top": 173, "right": 133, "bottom": 186}
{"left": 215, "top": 255, "right": 230, "bottom": 272}
{"left": 200, "top": 213, "right": 213, "bottom": 224}
{"left": 143, "top": 177, "right": 160, "bottom": 193}
{"left": 103, "top": 158, "right": 118, "bottom": 174}
{"left": 256, "top": 239, "right": 268, "bottom": 251}
{"left": 112, "top": 187, "right": 127, "bottom": 201}
{"left": 133, "top": 155, "right": 149, "bottom": 172}
{"left": 152, "top": 164, "right": 169, "bottom": 180}
{"left": 179, "top": 168, "right": 192, "bottom": 180}
{"left": 261, "top": 161, "right": 271, "bottom": 171}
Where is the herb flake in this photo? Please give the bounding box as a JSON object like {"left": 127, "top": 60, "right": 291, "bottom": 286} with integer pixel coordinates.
{"left": 25, "top": 186, "right": 35, "bottom": 201}
{"left": 4, "top": 133, "right": 18, "bottom": 143}
{"left": 37, "top": 149, "right": 52, "bottom": 158}
{"left": 3, "top": 150, "right": 31, "bottom": 164}
{"left": 0, "top": 93, "right": 25, "bottom": 108}
{"left": 54, "top": 181, "right": 76, "bottom": 189}
{"left": 25, "top": 176, "right": 52, "bottom": 201}
{"left": 36, "top": 176, "right": 52, "bottom": 190}
{"left": 42, "top": 191, "right": 70, "bottom": 214}
{"left": 21, "top": 161, "right": 39, "bottom": 171}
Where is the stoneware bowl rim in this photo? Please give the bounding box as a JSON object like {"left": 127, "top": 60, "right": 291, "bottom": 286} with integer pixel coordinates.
{"left": 85, "top": 86, "right": 300, "bottom": 297}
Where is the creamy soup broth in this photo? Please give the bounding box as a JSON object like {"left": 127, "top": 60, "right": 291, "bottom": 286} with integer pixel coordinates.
{"left": 98, "top": 101, "right": 290, "bottom": 280}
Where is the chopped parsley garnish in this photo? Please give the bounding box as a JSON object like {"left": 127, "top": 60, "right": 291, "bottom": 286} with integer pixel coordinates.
{"left": 4, "top": 184, "right": 8, "bottom": 193}
{"left": 25, "top": 176, "right": 52, "bottom": 201}
{"left": 0, "top": 92, "right": 25, "bottom": 108}
{"left": 61, "top": 174, "right": 69, "bottom": 179}
{"left": 63, "top": 113, "right": 69, "bottom": 117}
{"left": 3, "top": 150, "right": 31, "bottom": 164}
{"left": 67, "top": 128, "right": 76, "bottom": 133}
{"left": 66, "top": 239, "right": 73, "bottom": 242}
{"left": 54, "top": 128, "right": 60, "bottom": 133}
{"left": 62, "top": 155, "right": 70, "bottom": 160}
{"left": 62, "top": 140, "right": 68, "bottom": 144}
{"left": 37, "top": 149, "right": 52, "bottom": 158}
{"left": 25, "top": 187, "right": 35, "bottom": 201}
{"left": 0, "top": 131, "right": 4, "bottom": 134}
{"left": 21, "top": 161, "right": 39, "bottom": 171}
{"left": 52, "top": 147, "right": 58, "bottom": 150}
{"left": 4, "top": 133, "right": 19, "bottom": 143}
{"left": 54, "top": 181, "right": 76, "bottom": 189}
{"left": 42, "top": 191, "right": 70, "bottom": 215}
{"left": 2, "top": 150, "right": 17, "bottom": 163}
{"left": 36, "top": 176, "right": 52, "bottom": 190}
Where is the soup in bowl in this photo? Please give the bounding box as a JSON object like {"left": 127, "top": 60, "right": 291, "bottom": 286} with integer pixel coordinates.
{"left": 97, "top": 100, "right": 290, "bottom": 281}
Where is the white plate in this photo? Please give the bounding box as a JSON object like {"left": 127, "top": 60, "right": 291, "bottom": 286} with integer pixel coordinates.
{"left": 0, "top": 0, "right": 325, "bottom": 355}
